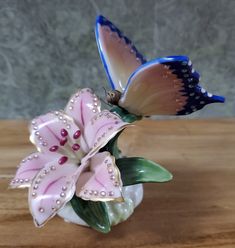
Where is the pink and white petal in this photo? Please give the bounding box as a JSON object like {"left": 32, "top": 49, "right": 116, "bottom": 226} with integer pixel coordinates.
{"left": 76, "top": 152, "right": 123, "bottom": 202}
{"left": 29, "top": 160, "right": 82, "bottom": 227}
{"left": 30, "top": 111, "right": 89, "bottom": 154}
{"left": 84, "top": 110, "right": 129, "bottom": 156}
{"left": 65, "top": 88, "right": 101, "bottom": 130}
{"left": 9, "top": 152, "right": 60, "bottom": 188}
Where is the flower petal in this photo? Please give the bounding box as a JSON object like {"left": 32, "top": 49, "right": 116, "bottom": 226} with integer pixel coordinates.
{"left": 65, "top": 88, "right": 101, "bottom": 130}
{"left": 29, "top": 160, "right": 82, "bottom": 227}
{"left": 9, "top": 152, "right": 59, "bottom": 188}
{"left": 30, "top": 111, "right": 89, "bottom": 154}
{"left": 76, "top": 152, "right": 123, "bottom": 202}
{"left": 84, "top": 110, "right": 129, "bottom": 156}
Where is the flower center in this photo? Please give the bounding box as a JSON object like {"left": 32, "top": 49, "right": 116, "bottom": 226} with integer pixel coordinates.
{"left": 48, "top": 128, "right": 83, "bottom": 165}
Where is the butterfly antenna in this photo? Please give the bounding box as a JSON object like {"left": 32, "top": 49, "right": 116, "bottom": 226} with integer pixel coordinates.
{"left": 99, "top": 87, "right": 113, "bottom": 107}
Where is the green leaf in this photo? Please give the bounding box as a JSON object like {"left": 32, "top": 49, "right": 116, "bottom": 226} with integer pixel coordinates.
{"left": 116, "top": 157, "right": 173, "bottom": 186}
{"left": 70, "top": 195, "right": 111, "bottom": 233}
{"left": 110, "top": 106, "right": 142, "bottom": 123}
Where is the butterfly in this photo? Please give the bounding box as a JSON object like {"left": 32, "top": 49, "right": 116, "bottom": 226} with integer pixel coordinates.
{"left": 95, "top": 15, "right": 225, "bottom": 116}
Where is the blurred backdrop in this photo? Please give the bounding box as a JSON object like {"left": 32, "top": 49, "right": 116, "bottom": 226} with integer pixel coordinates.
{"left": 0, "top": 0, "right": 234, "bottom": 119}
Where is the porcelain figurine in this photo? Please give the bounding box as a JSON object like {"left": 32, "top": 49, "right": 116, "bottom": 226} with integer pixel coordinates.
{"left": 10, "top": 15, "right": 224, "bottom": 233}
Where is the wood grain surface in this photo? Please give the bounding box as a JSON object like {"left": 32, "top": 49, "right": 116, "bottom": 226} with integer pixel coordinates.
{"left": 0, "top": 119, "right": 234, "bottom": 248}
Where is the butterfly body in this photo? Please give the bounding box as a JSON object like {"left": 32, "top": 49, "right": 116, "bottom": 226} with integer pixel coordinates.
{"left": 106, "top": 90, "right": 122, "bottom": 105}
{"left": 96, "top": 15, "right": 225, "bottom": 117}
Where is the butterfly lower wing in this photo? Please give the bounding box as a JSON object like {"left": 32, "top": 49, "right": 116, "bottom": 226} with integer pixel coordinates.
{"left": 95, "top": 15, "right": 146, "bottom": 91}
{"left": 119, "top": 56, "right": 225, "bottom": 116}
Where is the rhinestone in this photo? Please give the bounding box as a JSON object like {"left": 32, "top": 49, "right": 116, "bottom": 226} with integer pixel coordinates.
{"left": 24, "top": 178, "right": 29, "bottom": 182}
{"left": 190, "top": 93, "right": 195, "bottom": 96}
{"left": 110, "top": 175, "right": 115, "bottom": 180}
{"left": 42, "top": 142, "right": 48, "bottom": 146}
{"left": 28, "top": 156, "right": 32, "bottom": 160}
{"left": 94, "top": 102, "right": 98, "bottom": 106}
{"left": 22, "top": 159, "right": 26, "bottom": 163}
{"left": 62, "top": 186, "right": 67, "bottom": 191}
{"left": 59, "top": 115, "right": 63, "bottom": 120}
{"left": 60, "top": 192, "right": 66, "bottom": 197}
{"left": 89, "top": 190, "right": 93, "bottom": 195}
{"left": 32, "top": 120, "right": 36, "bottom": 125}
{"left": 207, "top": 93, "right": 212, "bottom": 97}
{"left": 63, "top": 119, "right": 67, "bottom": 124}
{"left": 92, "top": 109, "right": 96, "bottom": 113}
{"left": 195, "top": 96, "right": 200, "bottom": 99}
{"left": 200, "top": 101, "right": 205, "bottom": 104}
{"left": 32, "top": 192, "right": 37, "bottom": 197}
{"left": 39, "top": 207, "right": 44, "bottom": 213}
{"left": 94, "top": 190, "right": 98, "bottom": 196}
{"left": 108, "top": 168, "right": 113, "bottom": 173}
{"left": 34, "top": 154, "right": 39, "bottom": 158}
{"left": 33, "top": 126, "right": 38, "bottom": 130}
{"left": 84, "top": 189, "right": 88, "bottom": 194}
{"left": 55, "top": 111, "right": 59, "bottom": 115}
{"left": 188, "top": 85, "right": 193, "bottom": 88}
{"left": 69, "top": 106, "right": 73, "bottom": 110}
{"left": 11, "top": 180, "right": 15, "bottom": 184}
{"left": 33, "top": 185, "right": 38, "bottom": 190}
{"left": 66, "top": 124, "right": 71, "bottom": 129}
{"left": 44, "top": 169, "right": 49, "bottom": 174}
{"left": 100, "top": 191, "right": 106, "bottom": 197}
{"left": 114, "top": 182, "right": 119, "bottom": 187}
{"left": 188, "top": 60, "right": 192, "bottom": 66}
{"left": 109, "top": 191, "right": 114, "bottom": 196}
{"left": 35, "top": 179, "right": 41, "bottom": 184}
{"left": 19, "top": 179, "right": 24, "bottom": 183}
{"left": 56, "top": 200, "right": 61, "bottom": 205}
{"left": 15, "top": 179, "right": 19, "bottom": 183}
{"left": 50, "top": 165, "right": 56, "bottom": 170}
{"left": 192, "top": 68, "right": 195, "bottom": 73}
{"left": 70, "top": 99, "right": 74, "bottom": 103}
{"left": 39, "top": 137, "right": 43, "bottom": 140}
{"left": 201, "top": 88, "right": 206, "bottom": 93}
{"left": 75, "top": 93, "right": 79, "bottom": 97}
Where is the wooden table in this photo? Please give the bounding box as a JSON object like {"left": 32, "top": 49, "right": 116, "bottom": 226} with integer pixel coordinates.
{"left": 0, "top": 119, "right": 234, "bottom": 247}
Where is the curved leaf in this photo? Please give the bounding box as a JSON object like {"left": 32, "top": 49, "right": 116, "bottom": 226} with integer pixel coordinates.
{"left": 70, "top": 195, "right": 111, "bottom": 233}
{"left": 116, "top": 157, "right": 173, "bottom": 186}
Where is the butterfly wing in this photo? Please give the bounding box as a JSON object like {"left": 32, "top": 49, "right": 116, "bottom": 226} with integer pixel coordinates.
{"left": 95, "top": 15, "right": 146, "bottom": 91}
{"left": 119, "top": 56, "right": 225, "bottom": 116}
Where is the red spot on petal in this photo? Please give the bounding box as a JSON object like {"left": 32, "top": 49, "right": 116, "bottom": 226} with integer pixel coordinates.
{"left": 72, "top": 143, "right": 80, "bottom": 151}
{"left": 73, "top": 130, "right": 81, "bottom": 139}
{"left": 61, "top": 128, "right": 68, "bottom": 137}
{"left": 49, "top": 145, "right": 59, "bottom": 152}
{"left": 58, "top": 156, "right": 68, "bottom": 165}
{"left": 60, "top": 138, "right": 68, "bottom": 146}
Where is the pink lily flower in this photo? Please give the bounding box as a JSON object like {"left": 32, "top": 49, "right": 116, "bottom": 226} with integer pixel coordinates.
{"left": 10, "top": 88, "right": 129, "bottom": 227}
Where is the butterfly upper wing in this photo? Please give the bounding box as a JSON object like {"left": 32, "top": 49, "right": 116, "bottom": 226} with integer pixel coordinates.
{"left": 119, "top": 56, "right": 225, "bottom": 116}
{"left": 95, "top": 15, "right": 146, "bottom": 91}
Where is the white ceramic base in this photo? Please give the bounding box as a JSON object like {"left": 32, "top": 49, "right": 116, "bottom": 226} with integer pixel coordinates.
{"left": 57, "top": 184, "right": 143, "bottom": 227}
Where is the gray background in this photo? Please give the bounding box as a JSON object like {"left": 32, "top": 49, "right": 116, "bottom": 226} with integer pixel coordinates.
{"left": 0, "top": 0, "right": 234, "bottom": 119}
